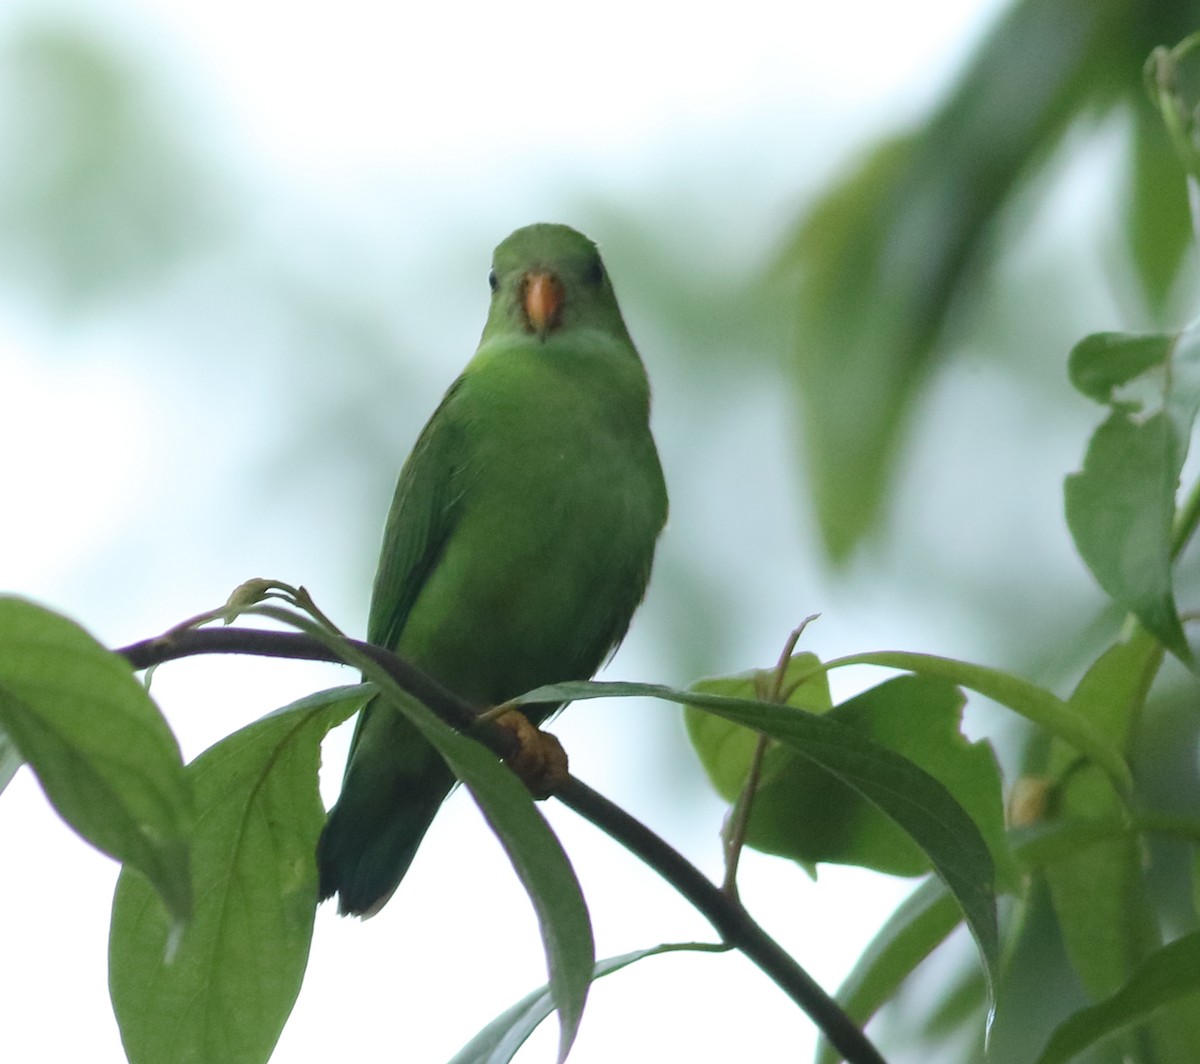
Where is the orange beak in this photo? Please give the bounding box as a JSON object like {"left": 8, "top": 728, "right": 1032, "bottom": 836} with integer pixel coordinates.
{"left": 523, "top": 271, "right": 564, "bottom": 337}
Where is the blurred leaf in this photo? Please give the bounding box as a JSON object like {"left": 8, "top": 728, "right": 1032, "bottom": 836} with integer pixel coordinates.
{"left": 683, "top": 652, "right": 831, "bottom": 801}
{"left": 1125, "top": 101, "right": 1193, "bottom": 315}
{"left": 826, "top": 650, "right": 1133, "bottom": 797}
{"left": 1065, "top": 324, "right": 1200, "bottom": 664}
{"left": 0, "top": 595, "right": 191, "bottom": 925}
{"left": 778, "top": 0, "right": 1134, "bottom": 558}
{"left": 109, "top": 685, "right": 364, "bottom": 1064}
{"left": 450, "top": 942, "right": 728, "bottom": 1064}
{"left": 517, "top": 678, "right": 999, "bottom": 993}
{"left": 815, "top": 877, "right": 962, "bottom": 1064}
{"left": 1033, "top": 932, "right": 1200, "bottom": 1064}
{"left": 0, "top": 24, "right": 221, "bottom": 310}
{"left": 1043, "top": 634, "right": 1166, "bottom": 1001}
{"left": 1066, "top": 630, "right": 1162, "bottom": 748}
{"left": 1067, "top": 332, "right": 1174, "bottom": 403}
{"left": 1144, "top": 32, "right": 1200, "bottom": 212}
{"left": 1043, "top": 807, "right": 1157, "bottom": 1002}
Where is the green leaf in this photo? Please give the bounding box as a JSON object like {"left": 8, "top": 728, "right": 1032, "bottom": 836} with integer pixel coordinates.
{"left": 516, "top": 679, "right": 999, "bottom": 995}
{"left": 238, "top": 604, "right": 596, "bottom": 1061}
{"left": 0, "top": 726, "right": 21, "bottom": 796}
{"left": 450, "top": 943, "right": 728, "bottom": 1064}
{"left": 692, "top": 674, "right": 1013, "bottom": 886}
{"left": 823, "top": 650, "right": 1134, "bottom": 798}
{"left": 0, "top": 595, "right": 192, "bottom": 924}
{"left": 815, "top": 877, "right": 962, "bottom": 1064}
{"left": 1065, "top": 324, "right": 1200, "bottom": 664}
{"left": 1066, "top": 630, "right": 1162, "bottom": 747}
{"left": 776, "top": 0, "right": 1128, "bottom": 559}
{"left": 1067, "top": 332, "right": 1174, "bottom": 404}
{"left": 683, "top": 652, "right": 831, "bottom": 801}
{"left": 109, "top": 684, "right": 364, "bottom": 1064}
{"left": 1033, "top": 932, "right": 1200, "bottom": 1064}
{"left": 1125, "top": 103, "right": 1192, "bottom": 317}
{"left": 342, "top": 646, "right": 594, "bottom": 1064}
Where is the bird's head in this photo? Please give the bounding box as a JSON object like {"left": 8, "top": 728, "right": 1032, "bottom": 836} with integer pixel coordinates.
{"left": 480, "top": 223, "right": 632, "bottom": 346}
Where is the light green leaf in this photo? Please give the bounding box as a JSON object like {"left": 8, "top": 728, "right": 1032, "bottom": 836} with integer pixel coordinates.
{"left": 821, "top": 650, "right": 1134, "bottom": 798}
{"left": 691, "top": 674, "right": 1012, "bottom": 886}
{"left": 450, "top": 943, "right": 728, "bottom": 1064}
{"left": 516, "top": 679, "right": 999, "bottom": 995}
{"left": 0, "top": 595, "right": 192, "bottom": 924}
{"left": 1065, "top": 323, "right": 1200, "bottom": 664}
{"left": 1033, "top": 932, "right": 1200, "bottom": 1064}
{"left": 109, "top": 685, "right": 364, "bottom": 1064}
{"left": 683, "top": 652, "right": 830, "bottom": 801}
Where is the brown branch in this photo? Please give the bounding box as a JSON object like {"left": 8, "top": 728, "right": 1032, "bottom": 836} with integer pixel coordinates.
{"left": 115, "top": 625, "right": 886, "bottom": 1064}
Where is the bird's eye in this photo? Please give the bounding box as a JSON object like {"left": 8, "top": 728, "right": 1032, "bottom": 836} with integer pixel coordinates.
{"left": 487, "top": 269, "right": 498, "bottom": 293}
{"left": 583, "top": 257, "right": 604, "bottom": 286}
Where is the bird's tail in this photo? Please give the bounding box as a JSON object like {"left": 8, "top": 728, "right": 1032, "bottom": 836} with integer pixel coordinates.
{"left": 317, "top": 699, "right": 457, "bottom": 917}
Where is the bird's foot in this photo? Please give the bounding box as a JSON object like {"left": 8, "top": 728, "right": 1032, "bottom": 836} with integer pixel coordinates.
{"left": 493, "top": 710, "right": 569, "bottom": 799}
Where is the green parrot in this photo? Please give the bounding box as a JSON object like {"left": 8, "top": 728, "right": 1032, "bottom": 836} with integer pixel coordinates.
{"left": 317, "top": 223, "right": 668, "bottom": 917}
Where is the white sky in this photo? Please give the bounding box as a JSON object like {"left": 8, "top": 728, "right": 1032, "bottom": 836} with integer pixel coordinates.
{"left": 0, "top": 1, "right": 1016, "bottom": 1062}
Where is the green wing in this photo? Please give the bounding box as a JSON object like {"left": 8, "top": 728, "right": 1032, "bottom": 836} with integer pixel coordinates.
{"left": 366, "top": 379, "right": 466, "bottom": 655}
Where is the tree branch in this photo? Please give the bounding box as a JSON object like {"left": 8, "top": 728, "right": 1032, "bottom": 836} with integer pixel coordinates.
{"left": 115, "top": 625, "right": 886, "bottom": 1064}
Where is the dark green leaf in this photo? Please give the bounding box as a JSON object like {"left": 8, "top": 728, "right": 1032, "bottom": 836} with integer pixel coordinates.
{"left": 516, "top": 679, "right": 999, "bottom": 994}
{"left": 683, "top": 652, "right": 830, "bottom": 801}
{"left": 693, "top": 675, "right": 1012, "bottom": 887}
{"left": 343, "top": 650, "right": 594, "bottom": 1063}
{"left": 0, "top": 595, "right": 191, "bottom": 924}
{"left": 815, "top": 877, "right": 962, "bottom": 1064}
{"left": 1125, "top": 103, "right": 1192, "bottom": 316}
{"left": 1033, "top": 932, "right": 1200, "bottom": 1064}
{"left": 823, "top": 650, "right": 1133, "bottom": 797}
{"left": 109, "top": 685, "right": 364, "bottom": 1064}
{"left": 1067, "top": 332, "right": 1173, "bottom": 403}
{"left": 0, "top": 726, "right": 21, "bottom": 796}
{"left": 450, "top": 943, "right": 728, "bottom": 1064}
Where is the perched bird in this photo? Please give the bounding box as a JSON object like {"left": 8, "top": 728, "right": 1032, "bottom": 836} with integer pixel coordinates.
{"left": 318, "top": 223, "right": 668, "bottom": 917}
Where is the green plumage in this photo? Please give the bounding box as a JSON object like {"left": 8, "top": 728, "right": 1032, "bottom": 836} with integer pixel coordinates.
{"left": 317, "top": 224, "right": 667, "bottom": 916}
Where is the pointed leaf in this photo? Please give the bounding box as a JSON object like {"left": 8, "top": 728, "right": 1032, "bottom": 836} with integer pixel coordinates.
{"left": 109, "top": 685, "right": 365, "bottom": 1064}
{"left": 723, "top": 677, "right": 1012, "bottom": 886}
{"left": 776, "top": 0, "right": 1128, "bottom": 558}
{"left": 823, "top": 650, "right": 1134, "bottom": 797}
{"left": 515, "top": 679, "right": 999, "bottom": 994}
{"left": 683, "top": 652, "right": 830, "bottom": 801}
{"left": 1125, "top": 103, "right": 1193, "bottom": 315}
{"left": 343, "top": 648, "right": 595, "bottom": 1063}
{"left": 1065, "top": 324, "right": 1200, "bottom": 664}
{"left": 1033, "top": 932, "right": 1200, "bottom": 1064}
{"left": 450, "top": 943, "right": 727, "bottom": 1064}
{"left": 0, "top": 727, "right": 21, "bottom": 797}
{"left": 0, "top": 595, "right": 191, "bottom": 923}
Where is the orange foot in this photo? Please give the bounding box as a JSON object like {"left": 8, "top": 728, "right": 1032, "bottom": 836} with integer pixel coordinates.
{"left": 493, "top": 710, "right": 569, "bottom": 799}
